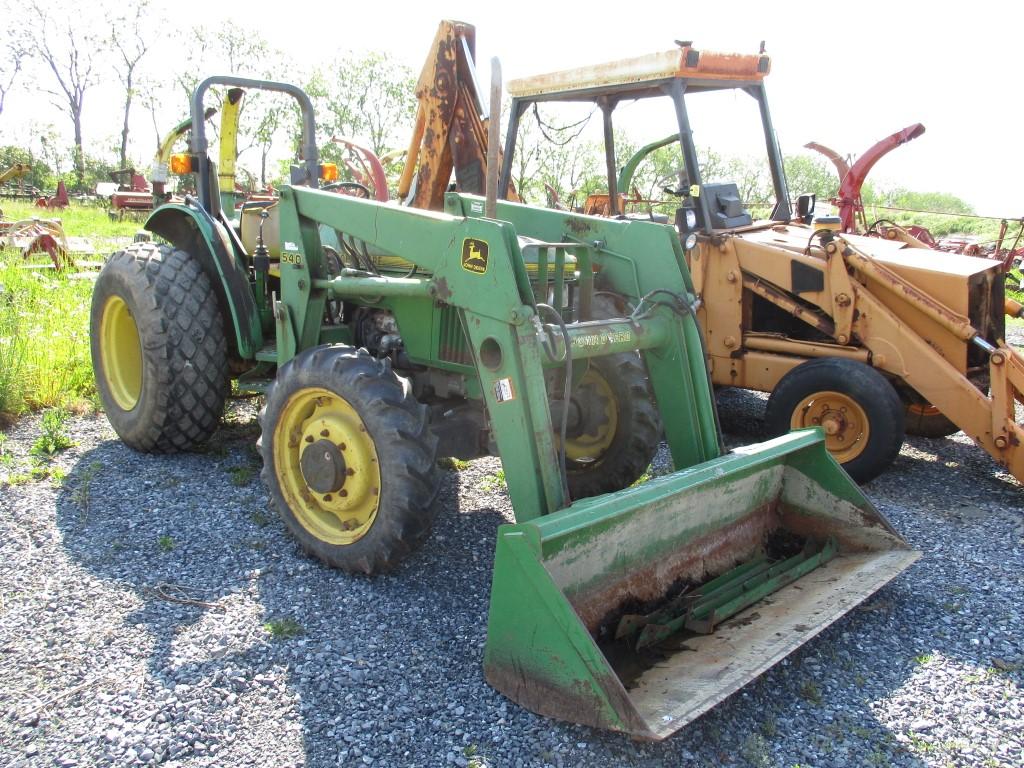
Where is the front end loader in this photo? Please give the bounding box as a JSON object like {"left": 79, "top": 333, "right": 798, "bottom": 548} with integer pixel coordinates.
{"left": 89, "top": 74, "right": 918, "bottom": 740}
{"left": 501, "top": 43, "right": 1024, "bottom": 485}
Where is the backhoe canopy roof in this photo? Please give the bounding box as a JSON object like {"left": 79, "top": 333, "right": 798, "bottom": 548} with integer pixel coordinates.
{"left": 507, "top": 44, "right": 771, "bottom": 102}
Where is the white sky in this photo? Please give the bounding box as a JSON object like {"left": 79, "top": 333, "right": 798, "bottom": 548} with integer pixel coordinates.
{"left": 3, "top": 0, "right": 1022, "bottom": 217}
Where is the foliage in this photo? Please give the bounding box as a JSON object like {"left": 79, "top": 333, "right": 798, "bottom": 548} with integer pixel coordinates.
{"left": 308, "top": 53, "right": 417, "bottom": 157}
{"left": 264, "top": 617, "right": 303, "bottom": 640}
{"left": 0, "top": 200, "right": 140, "bottom": 417}
{"left": 783, "top": 155, "right": 839, "bottom": 200}
{"left": 0, "top": 145, "right": 54, "bottom": 190}
{"left": 29, "top": 407, "right": 74, "bottom": 457}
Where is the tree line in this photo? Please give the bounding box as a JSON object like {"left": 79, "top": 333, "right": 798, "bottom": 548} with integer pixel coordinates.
{"left": 0, "top": 0, "right": 987, "bottom": 240}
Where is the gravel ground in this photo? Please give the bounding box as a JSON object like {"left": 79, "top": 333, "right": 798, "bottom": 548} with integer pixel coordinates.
{"left": 2, "top": 359, "right": 1023, "bottom": 766}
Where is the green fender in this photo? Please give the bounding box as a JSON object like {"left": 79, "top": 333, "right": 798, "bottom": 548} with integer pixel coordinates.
{"left": 146, "top": 204, "right": 263, "bottom": 359}
{"left": 617, "top": 134, "right": 677, "bottom": 195}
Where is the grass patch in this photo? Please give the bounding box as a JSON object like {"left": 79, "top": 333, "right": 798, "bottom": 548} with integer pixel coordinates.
{"left": 913, "top": 652, "right": 934, "bottom": 666}
{"left": 480, "top": 469, "right": 506, "bottom": 491}
{"left": 264, "top": 617, "right": 303, "bottom": 640}
{"left": 0, "top": 201, "right": 141, "bottom": 418}
{"left": 73, "top": 461, "right": 103, "bottom": 519}
{"left": 1, "top": 199, "right": 140, "bottom": 251}
{"left": 0, "top": 431, "right": 12, "bottom": 466}
{"left": 798, "top": 679, "right": 822, "bottom": 704}
{"left": 629, "top": 464, "right": 652, "bottom": 487}
{"left": 157, "top": 534, "right": 175, "bottom": 552}
{"left": 0, "top": 254, "right": 96, "bottom": 417}
{"left": 226, "top": 464, "right": 256, "bottom": 486}
{"left": 739, "top": 733, "right": 771, "bottom": 767}
{"left": 29, "top": 408, "right": 75, "bottom": 458}
{"left": 438, "top": 456, "right": 471, "bottom": 471}
{"left": 3, "top": 463, "right": 57, "bottom": 486}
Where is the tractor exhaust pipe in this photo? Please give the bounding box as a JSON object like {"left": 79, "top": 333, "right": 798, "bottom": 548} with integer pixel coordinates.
{"left": 485, "top": 58, "right": 501, "bottom": 220}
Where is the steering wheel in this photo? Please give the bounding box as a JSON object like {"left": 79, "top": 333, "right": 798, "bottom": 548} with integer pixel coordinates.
{"left": 323, "top": 181, "right": 372, "bottom": 199}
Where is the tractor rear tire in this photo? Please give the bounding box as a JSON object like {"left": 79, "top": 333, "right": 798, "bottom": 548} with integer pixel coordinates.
{"left": 90, "top": 242, "right": 228, "bottom": 453}
{"left": 559, "top": 293, "right": 661, "bottom": 499}
{"left": 765, "top": 358, "right": 904, "bottom": 483}
{"left": 260, "top": 345, "right": 442, "bottom": 574}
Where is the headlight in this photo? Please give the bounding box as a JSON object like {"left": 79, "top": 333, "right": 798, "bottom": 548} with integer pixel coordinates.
{"left": 684, "top": 233, "right": 698, "bottom": 250}
{"left": 685, "top": 209, "right": 697, "bottom": 229}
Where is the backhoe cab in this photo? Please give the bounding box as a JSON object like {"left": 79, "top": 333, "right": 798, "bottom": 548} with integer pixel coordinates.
{"left": 502, "top": 43, "right": 1024, "bottom": 485}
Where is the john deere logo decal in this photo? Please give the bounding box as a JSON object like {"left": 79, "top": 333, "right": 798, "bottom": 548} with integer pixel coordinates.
{"left": 462, "top": 238, "right": 489, "bottom": 274}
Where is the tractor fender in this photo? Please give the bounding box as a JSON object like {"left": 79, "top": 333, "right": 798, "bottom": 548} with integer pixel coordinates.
{"left": 145, "top": 204, "right": 262, "bottom": 360}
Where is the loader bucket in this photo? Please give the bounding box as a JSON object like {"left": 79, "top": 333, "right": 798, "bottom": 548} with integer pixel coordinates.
{"left": 484, "top": 429, "right": 920, "bottom": 740}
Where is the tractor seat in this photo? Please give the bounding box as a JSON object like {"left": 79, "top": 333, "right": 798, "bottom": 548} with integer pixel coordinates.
{"left": 239, "top": 200, "right": 281, "bottom": 257}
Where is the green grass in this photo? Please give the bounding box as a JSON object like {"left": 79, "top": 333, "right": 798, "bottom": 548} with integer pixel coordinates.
{"left": 480, "top": 469, "right": 506, "bottom": 491}
{"left": 29, "top": 408, "right": 75, "bottom": 458}
{"left": 0, "top": 253, "right": 97, "bottom": 417}
{"left": 0, "top": 201, "right": 139, "bottom": 418}
{"left": 264, "top": 617, "right": 303, "bottom": 640}
{"left": 798, "top": 679, "right": 822, "bottom": 704}
{"left": 157, "top": 534, "right": 175, "bottom": 552}
{"left": 226, "top": 464, "right": 256, "bottom": 486}
{"left": 438, "top": 456, "right": 471, "bottom": 471}
{"left": 1, "top": 199, "right": 141, "bottom": 252}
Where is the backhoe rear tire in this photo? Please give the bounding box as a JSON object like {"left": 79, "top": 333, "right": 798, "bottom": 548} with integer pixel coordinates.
{"left": 902, "top": 398, "right": 960, "bottom": 439}
{"left": 90, "top": 242, "right": 228, "bottom": 453}
{"left": 765, "top": 358, "right": 903, "bottom": 483}
{"left": 260, "top": 345, "right": 442, "bottom": 574}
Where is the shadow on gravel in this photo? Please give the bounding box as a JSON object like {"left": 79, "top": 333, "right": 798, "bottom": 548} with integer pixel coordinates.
{"left": 48, "top": 398, "right": 1018, "bottom": 767}
{"left": 51, "top": 411, "right": 517, "bottom": 766}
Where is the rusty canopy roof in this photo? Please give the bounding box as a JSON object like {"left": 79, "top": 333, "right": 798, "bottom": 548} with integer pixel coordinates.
{"left": 507, "top": 45, "right": 771, "bottom": 102}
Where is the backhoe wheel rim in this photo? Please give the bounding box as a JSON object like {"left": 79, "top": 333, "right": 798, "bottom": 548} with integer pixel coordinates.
{"left": 790, "top": 390, "right": 870, "bottom": 464}
{"left": 273, "top": 387, "right": 380, "bottom": 545}
{"left": 563, "top": 368, "right": 617, "bottom": 463}
{"left": 99, "top": 295, "right": 143, "bottom": 411}
{"left": 907, "top": 403, "right": 942, "bottom": 418}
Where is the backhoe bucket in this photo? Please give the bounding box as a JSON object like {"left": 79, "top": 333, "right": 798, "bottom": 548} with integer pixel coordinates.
{"left": 484, "top": 430, "right": 919, "bottom": 740}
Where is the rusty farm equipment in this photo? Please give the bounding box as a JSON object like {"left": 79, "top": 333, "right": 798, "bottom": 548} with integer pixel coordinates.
{"left": 87, "top": 68, "right": 918, "bottom": 740}
{"left": 805, "top": 126, "right": 1024, "bottom": 271}
{"left": 0, "top": 216, "right": 97, "bottom": 272}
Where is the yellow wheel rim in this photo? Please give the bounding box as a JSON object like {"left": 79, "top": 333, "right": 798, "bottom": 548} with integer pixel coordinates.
{"left": 99, "top": 295, "right": 143, "bottom": 411}
{"left": 563, "top": 368, "right": 618, "bottom": 463}
{"left": 907, "top": 403, "right": 942, "bottom": 418}
{"left": 790, "top": 390, "right": 870, "bottom": 464}
{"left": 273, "top": 387, "right": 381, "bottom": 545}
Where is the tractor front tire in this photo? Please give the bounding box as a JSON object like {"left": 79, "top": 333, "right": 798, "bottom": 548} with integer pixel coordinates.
{"left": 765, "top": 358, "right": 904, "bottom": 483}
{"left": 260, "top": 345, "right": 442, "bottom": 574}
{"left": 90, "top": 242, "right": 228, "bottom": 452}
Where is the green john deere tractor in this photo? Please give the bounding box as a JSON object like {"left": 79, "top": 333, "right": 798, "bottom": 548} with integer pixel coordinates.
{"left": 90, "top": 76, "right": 918, "bottom": 739}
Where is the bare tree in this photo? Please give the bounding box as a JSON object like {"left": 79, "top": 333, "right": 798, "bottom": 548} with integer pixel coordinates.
{"left": 27, "top": 1, "right": 101, "bottom": 190}
{"left": 110, "top": 1, "right": 155, "bottom": 168}
{"left": 0, "top": 4, "right": 29, "bottom": 117}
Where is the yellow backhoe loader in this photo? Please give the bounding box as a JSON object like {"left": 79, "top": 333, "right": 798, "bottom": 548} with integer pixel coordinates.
{"left": 498, "top": 42, "right": 1023, "bottom": 484}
